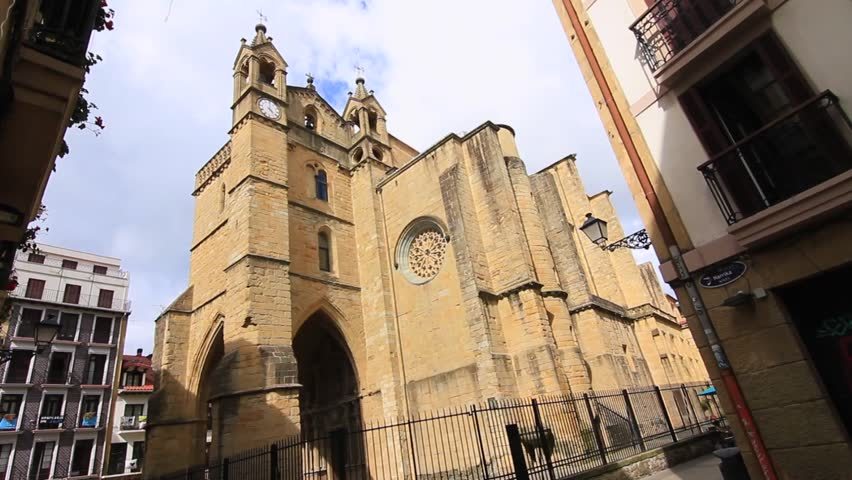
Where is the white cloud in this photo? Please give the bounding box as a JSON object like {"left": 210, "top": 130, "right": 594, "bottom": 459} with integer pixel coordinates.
{"left": 40, "top": 0, "right": 663, "bottom": 353}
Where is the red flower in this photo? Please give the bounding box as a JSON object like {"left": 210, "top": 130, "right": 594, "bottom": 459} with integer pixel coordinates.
{"left": 94, "top": 116, "right": 104, "bottom": 128}
{"left": 100, "top": 0, "right": 108, "bottom": 7}
{"left": 105, "top": 20, "right": 114, "bottom": 30}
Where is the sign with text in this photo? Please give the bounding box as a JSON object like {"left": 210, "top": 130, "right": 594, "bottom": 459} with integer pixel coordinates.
{"left": 699, "top": 261, "right": 747, "bottom": 288}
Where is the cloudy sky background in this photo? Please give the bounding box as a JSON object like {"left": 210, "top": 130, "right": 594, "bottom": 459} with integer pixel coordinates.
{"left": 40, "top": 0, "right": 659, "bottom": 353}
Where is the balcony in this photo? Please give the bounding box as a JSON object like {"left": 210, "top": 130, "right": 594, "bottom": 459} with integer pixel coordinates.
{"left": 10, "top": 285, "right": 131, "bottom": 311}
{"left": 698, "top": 91, "right": 852, "bottom": 238}
{"left": 37, "top": 415, "right": 65, "bottom": 430}
{"left": 120, "top": 415, "right": 146, "bottom": 431}
{"left": 27, "top": 0, "right": 101, "bottom": 66}
{"left": 630, "top": 0, "right": 743, "bottom": 72}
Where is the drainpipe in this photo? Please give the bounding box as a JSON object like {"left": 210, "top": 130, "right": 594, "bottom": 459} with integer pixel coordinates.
{"left": 557, "top": 1, "right": 777, "bottom": 478}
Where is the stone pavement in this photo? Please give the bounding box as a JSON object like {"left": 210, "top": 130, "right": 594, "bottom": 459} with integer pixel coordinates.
{"left": 642, "top": 454, "right": 722, "bottom": 480}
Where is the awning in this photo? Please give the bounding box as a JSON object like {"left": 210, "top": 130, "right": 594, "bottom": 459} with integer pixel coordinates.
{"left": 698, "top": 386, "right": 717, "bottom": 396}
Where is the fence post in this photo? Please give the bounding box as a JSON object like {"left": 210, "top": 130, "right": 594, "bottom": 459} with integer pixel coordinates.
{"left": 582, "top": 393, "right": 607, "bottom": 465}
{"left": 622, "top": 389, "right": 646, "bottom": 451}
{"left": 270, "top": 443, "right": 279, "bottom": 480}
{"left": 682, "top": 384, "right": 700, "bottom": 432}
{"left": 654, "top": 385, "right": 678, "bottom": 443}
{"left": 330, "top": 429, "right": 347, "bottom": 480}
{"left": 470, "top": 405, "right": 490, "bottom": 480}
{"left": 505, "top": 424, "right": 530, "bottom": 480}
{"left": 222, "top": 458, "right": 229, "bottom": 480}
{"left": 531, "top": 399, "right": 556, "bottom": 480}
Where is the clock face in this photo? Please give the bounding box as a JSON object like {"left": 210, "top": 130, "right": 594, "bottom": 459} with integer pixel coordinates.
{"left": 257, "top": 97, "right": 280, "bottom": 120}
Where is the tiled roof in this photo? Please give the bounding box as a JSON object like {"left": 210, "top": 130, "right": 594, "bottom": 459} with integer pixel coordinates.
{"left": 121, "top": 385, "right": 154, "bottom": 392}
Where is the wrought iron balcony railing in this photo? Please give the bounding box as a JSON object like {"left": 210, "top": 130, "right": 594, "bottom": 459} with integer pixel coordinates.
{"left": 27, "top": 0, "right": 100, "bottom": 65}
{"left": 120, "top": 415, "right": 146, "bottom": 430}
{"left": 630, "top": 0, "right": 741, "bottom": 72}
{"left": 698, "top": 91, "right": 852, "bottom": 225}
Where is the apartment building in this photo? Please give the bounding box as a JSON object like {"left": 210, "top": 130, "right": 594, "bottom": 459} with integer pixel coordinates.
{"left": 0, "top": 244, "right": 129, "bottom": 478}
{"left": 104, "top": 349, "right": 150, "bottom": 477}
{"left": 551, "top": 0, "right": 852, "bottom": 478}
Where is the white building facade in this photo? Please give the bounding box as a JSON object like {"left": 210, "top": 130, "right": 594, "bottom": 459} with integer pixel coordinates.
{"left": 0, "top": 244, "right": 130, "bottom": 479}
{"left": 104, "top": 349, "right": 150, "bottom": 477}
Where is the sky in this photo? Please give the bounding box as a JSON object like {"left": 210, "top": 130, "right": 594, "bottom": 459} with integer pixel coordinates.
{"left": 39, "top": 0, "right": 659, "bottom": 354}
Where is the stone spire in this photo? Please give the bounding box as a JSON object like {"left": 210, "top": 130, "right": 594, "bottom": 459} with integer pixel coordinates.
{"left": 353, "top": 76, "right": 369, "bottom": 99}
{"left": 252, "top": 22, "right": 270, "bottom": 46}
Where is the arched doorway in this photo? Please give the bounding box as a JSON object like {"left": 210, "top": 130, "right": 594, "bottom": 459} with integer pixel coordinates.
{"left": 196, "top": 324, "right": 224, "bottom": 463}
{"left": 293, "top": 311, "right": 361, "bottom": 436}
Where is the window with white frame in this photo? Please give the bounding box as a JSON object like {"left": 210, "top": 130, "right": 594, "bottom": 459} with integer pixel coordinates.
{"left": 57, "top": 312, "right": 79, "bottom": 341}
{"left": 28, "top": 440, "right": 55, "bottom": 480}
{"left": 0, "top": 443, "right": 12, "bottom": 479}
{"left": 0, "top": 395, "right": 23, "bottom": 431}
{"left": 78, "top": 394, "right": 101, "bottom": 428}
{"left": 69, "top": 438, "right": 95, "bottom": 477}
{"left": 86, "top": 355, "right": 107, "bottom": 385}
{"left": 5, "top": 351, "right": 34, "bottom": 384}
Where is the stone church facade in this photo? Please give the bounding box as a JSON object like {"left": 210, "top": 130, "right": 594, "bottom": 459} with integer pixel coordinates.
{"left": 145, "top": 24, "right": 706, "bottom": 476}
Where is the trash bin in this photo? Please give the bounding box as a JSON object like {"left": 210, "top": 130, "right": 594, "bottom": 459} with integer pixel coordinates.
{"left": 714, "top": 447, "right": 750, "bottom": 480}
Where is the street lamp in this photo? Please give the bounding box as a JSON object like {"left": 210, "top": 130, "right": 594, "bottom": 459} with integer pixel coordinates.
{"left": 579, "top": 213, "right": 652, "bottom": 251}
{"left": 0, "top": 315, "right": 60, "bottom": 364}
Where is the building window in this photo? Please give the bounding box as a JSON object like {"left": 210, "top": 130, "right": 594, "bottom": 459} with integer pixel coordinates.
{"left": 0, "top": 395, "right": 23, "bottom": 430}
{"left": 61, "top": 260, "right": 77, "bottom": 270}
{"left": 318, "top": 231, "right": 331, "bottom": 272}
{"left": 79, "top": 395, "right": 100, "bottom": 428}
{"left": 62, "top": 284, "right": 81, "bottom": 304}
{"left": 92, "top": 317, "right": 112, "bottom": 343}
{"left": 92, "top": 265, "right": 108, "bottom": 275}
{"left": 69, "top": 439, "right": 94, "bottom": 476}
{"left": 46, "top": 352, "right": 71, "bottom": 384}
{"left": 16, "top": 308, "right": 41, "bottom": 337}
{"left": 0, "top": 444, "right": 11, "bottom": 478}
{"left": 5, "top": 351, "right": 32, "bottom": 384}
{"left": 29, "top": 441, "right": 55, "bottom": 480}
{"left": 38, "top": 394, "right": 64, "bottom": 429}
{"left": 97, "top": 289, "right": 114, "bottom": 309}
{"left": 124, "top": 404, "right": 145, "bottom": 419}
{"left": 131, "top": 441, "right": 145, "bottom": 472}
{"left": 258, "top": 59, "right": 275, "bottom": 85}
{"left": 219, "top": 182, "right": 226, "bottom": 212}
{"left": 86, "top": 355, "right": 107, "bottom": 385}
{"left": 107, "top": 443, "right": 127, "bottom": 475}
{"left": 28, "top": 253, "right": 45, "bottom": 264}
{"left": 315, "top": 170, "right": 328, "bottom": 201}
{"left": 368, "top": 110, "right": 378, "bottom": 131}
{"left": 24, "top": 279, "right": 45, "bottom": 299}
{"left": 58, "top": 312, "right": 79, "bottom": 341}
{"left": 124, "top": 371, "right": 144, "bottom": 387}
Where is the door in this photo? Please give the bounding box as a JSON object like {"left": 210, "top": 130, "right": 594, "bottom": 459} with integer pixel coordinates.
{"left": 780, "top": 266, "right": 852, "bottom": 436}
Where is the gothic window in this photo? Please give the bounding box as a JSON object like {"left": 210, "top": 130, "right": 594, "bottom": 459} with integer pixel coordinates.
{"left": 318, "top": 231, "right": 332, "bottom": 272}
{"left": 315, "top": 170, "right": 328, "bottom": 201}
{"left": 372, "top": 147, "right": 383, "bottom": 162}
{"left": 350, "top": 112, "right": 361, "bottom": 135}
{"left": 259, "top": 59, "right": 275, "bottom": 86}
{"left": 219, "top": 183, "right": 226, "bottom": 212}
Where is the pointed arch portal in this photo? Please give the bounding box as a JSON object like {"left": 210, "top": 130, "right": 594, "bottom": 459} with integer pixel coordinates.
{"left": 294, "top": 310, "right": 361, "bottom": 436}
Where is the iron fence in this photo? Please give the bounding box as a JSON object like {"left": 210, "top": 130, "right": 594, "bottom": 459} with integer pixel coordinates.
{"left": 156, "top": 382, "right": 723, "bottom": 480}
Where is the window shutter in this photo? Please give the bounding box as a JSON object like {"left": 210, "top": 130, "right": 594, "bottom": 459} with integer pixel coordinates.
{"left": 63, "top": 284, "right": 81, "bottom": 304}
{"left": 678, "top": 88, "right": 730, "bottom": 155}
{"left": 25, "top": 279, "right": 45, "bottom": 299}
{"left": 98, "top": 289, "right": 114, "bottom": 309}
{"left": 755, "top": 31, "right": 814, "bottom": 104}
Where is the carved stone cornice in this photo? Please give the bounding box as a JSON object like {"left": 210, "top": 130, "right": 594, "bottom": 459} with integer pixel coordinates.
{"left": 193, "top": 142, "right": 231, "bottom": 196}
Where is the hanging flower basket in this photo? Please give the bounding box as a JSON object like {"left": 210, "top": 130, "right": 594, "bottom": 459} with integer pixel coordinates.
{"left": 3, "top": 276, "right": 17, "bottom": 291}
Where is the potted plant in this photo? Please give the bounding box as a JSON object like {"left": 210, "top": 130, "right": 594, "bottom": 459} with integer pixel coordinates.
{"left": 3, "top": 273, "right": 17, "bottom": 292}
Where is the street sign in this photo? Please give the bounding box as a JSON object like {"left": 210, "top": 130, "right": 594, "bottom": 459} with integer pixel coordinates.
{"left": 699, "top": 261, "right": 747, "bottom": 288}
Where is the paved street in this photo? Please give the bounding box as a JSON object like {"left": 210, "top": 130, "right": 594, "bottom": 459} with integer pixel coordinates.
{"left": 643, "top": 454, "right": 722, "bottom": 480}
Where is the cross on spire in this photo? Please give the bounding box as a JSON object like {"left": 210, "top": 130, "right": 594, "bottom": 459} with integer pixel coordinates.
{"left": 355, "top": 65, "right": 366, "bottom": 80}
{"left": 257, "top": 9, "right": 268, "bottom": 24}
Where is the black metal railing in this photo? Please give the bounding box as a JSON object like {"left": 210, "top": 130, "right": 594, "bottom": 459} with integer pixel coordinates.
{"left": 698, "top": 91, "right": 852, "bottom": 225}
{"left": 154, "top": 382, "right": 724, "bottom": 480}
{"left": 28, "top": 0, "right": 100, "bottom": 65}
{"left": 630, "top": 0, "right": 741, "bottom": 71}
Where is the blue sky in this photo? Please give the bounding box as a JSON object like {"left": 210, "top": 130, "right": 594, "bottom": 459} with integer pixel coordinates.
{"left": 39, "top": 0, "right": 657, "bottom": 354}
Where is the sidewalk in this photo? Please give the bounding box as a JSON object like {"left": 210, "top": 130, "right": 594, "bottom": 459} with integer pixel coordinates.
{"left": 642, "top": 454, "right": 722, "bottom": 480}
